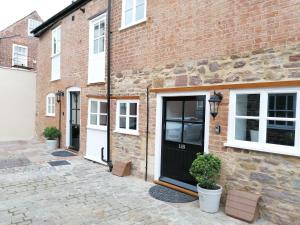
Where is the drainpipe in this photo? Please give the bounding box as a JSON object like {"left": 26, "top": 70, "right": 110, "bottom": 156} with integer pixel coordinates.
{"left": 102, "top": 0, "right": 113, "bottom": 172}
{"left": 145, "top": 84, "right": 152, "bottom": 181}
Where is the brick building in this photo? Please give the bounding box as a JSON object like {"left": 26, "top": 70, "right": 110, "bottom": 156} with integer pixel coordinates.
{"left": 33, "top": 0, "right": 300, "bottom": 224}
{"left": 0, "top": 11, "right": 42, "bottom": 70}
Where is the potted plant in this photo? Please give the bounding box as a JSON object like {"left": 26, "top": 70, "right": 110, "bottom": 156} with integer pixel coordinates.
{"left": 190, "top": 153, "right": 222, "bottom": 213}
{"left": 43, "top": 127, "right": 61, "bottom": 150}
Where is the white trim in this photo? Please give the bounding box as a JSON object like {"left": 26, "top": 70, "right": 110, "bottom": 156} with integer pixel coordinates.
{"left": 154, "top": 91, "right": 211, "bottom": 180}
{"left": 114, "top": 99, "right": 140, "bottom": 136}
{"left": 12, "top": 44, "right": 28, "bottom": 67}
{"left": 87, "top": 98, "right": 108, "bottom": 130}
{"left": 227, "top": 87, "right": 300, "bottom": 157}
{"left": 120, "top": 0, "right": 147, "bottom": 30}
{"left": 65, "top": 87, "right": 81, "bottom": 148}
{"left": 46, "top": 93, "right": 55, "bottom": 117}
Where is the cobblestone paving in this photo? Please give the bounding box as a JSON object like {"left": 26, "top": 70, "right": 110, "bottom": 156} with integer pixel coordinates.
{"left": 0, "top": 141, "right": 273, "bottom": 225}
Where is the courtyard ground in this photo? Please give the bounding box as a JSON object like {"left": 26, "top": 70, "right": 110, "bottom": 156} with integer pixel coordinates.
{"left": 0, "top": 141, "right": 273, "bottom": 225}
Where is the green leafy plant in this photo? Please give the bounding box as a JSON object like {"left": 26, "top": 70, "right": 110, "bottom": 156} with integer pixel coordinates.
{"left": 43, "top": 127, "right": 61, "bottom": 140}
{"left": 190, "top": 153, "right": 221, "bottom": 190}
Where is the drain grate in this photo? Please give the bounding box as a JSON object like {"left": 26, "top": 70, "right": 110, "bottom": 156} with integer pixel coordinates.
{"left": 48, "top": 160, "right": 71, "bottom": 167}
{"left": 0, "top": 158, "right": 31, "bottom": 169}
{"left": 149, "top": 185, "right": 198, "bottom": 203}
{"left": 51, "top": 151, "right": 76, "bottom": 157}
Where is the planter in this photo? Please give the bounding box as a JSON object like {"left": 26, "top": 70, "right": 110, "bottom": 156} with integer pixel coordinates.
{"left": 197, "top": 184, "right": 222, "bottom": 213}
{"left": 46, "top": 139, "right": 58, "bottom": 150}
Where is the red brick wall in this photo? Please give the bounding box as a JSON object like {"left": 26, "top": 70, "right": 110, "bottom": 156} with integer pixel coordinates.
{"left": 0, "top": 11, "right": 42, "bottom": 70}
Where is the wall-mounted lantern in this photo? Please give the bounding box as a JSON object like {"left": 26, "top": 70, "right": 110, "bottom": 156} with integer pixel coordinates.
{"left": 55, "top": 90, "right": 64, "bottom": 103}
{"left": 208, "top": 91, "right": 223, "bottom": 119}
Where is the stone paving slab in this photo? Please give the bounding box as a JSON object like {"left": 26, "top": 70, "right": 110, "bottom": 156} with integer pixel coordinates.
{"left": 0, "top": 141, "right": 274, "bottom": 225}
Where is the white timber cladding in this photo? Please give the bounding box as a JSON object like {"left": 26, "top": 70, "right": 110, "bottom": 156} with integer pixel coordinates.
{"left": 12, "top": 44, "right": 28, "bottom": 67}
{"left": 226, "top": 87, "right": 300, "bottom": 157}
{"left": 121, "top": 0, "right": 147, "bottom": 29}
{"left": 88, "top": 13, "right": 106, "bottom": 84}
{"left": 115, "top": 100, "right": 139, "bottom": 135}
{"left": 46, "top": 93, "right": 55, "bottom": 116}
{"left": 51, "top": 26, "right": 61, "bottom": 81}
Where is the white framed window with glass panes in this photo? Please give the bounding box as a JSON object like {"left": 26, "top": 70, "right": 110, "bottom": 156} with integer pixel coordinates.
{"left": 121, "top": 0, "right": 147, "bottom": 29}
{"left": 46, "top": 93, "right": 55, "bottom": 117}
{"left": 226, "top": 88, "right": 300, "bottom": 156}
{"left": 88, "top": 99, "right": 108, "bottom": 130}
{"left": 28, "top": 19, "right": 42, "bottom": 36}
{"left": 115, "top": 100, "right": 139, "bottom": 135}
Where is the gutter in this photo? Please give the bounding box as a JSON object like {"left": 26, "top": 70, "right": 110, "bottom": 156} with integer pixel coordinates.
{"left": 101, "top": 0, "right": 113, "bottom": 172}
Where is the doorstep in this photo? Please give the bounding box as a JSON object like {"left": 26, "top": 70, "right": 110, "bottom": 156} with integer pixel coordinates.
{"left": 154, "top": 180, "right": 198, "bottom": 197}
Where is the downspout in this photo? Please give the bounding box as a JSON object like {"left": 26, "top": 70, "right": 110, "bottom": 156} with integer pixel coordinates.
{"left": 145, "top": 84, "right": 152, "bottom": 181}
{"left": 102, "top": 0, "right": 113, "bottom": 172}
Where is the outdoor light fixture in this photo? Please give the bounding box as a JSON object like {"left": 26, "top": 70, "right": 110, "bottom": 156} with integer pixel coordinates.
{"left": 209, "top": 91, "right": 223, "bottom": 119}
{"left": 55, "top": 90, "right": 64, "bottom": 103}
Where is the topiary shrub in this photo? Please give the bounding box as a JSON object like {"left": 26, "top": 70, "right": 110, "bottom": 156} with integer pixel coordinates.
{"left": 190, "top": 153, "right": 221, "bottom": 190}
{"left": 43, "top": 127, "right": 61, "bottom": 140}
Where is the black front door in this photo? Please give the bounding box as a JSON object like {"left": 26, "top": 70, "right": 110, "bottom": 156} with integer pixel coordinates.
{"left": 161, "top": 96, "right": 206, "bottom": 191}
{"left": 70, "top": 92, "right": 80, "bottom": 151}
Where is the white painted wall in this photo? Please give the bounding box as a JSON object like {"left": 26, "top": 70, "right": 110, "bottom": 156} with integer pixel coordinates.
{"left": 0, "top": 67, "right": 36, "bottom": 141}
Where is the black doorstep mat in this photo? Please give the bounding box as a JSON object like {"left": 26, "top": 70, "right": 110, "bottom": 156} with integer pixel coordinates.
{"left": 149, "top": 185, "right": 198, "bottom": 203}
{"left": 51, "top": 151, "right": 76, "bottom": 157}
{"left": 48, "top": 160, "right": 71, "bottom": 167}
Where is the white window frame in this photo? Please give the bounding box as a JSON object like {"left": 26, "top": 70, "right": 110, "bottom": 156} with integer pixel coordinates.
{"left": 115, "top": 100, "right": 139, "bottom": 135}
{"left": 226, "top": 87, "right": 300, "bottom": 157}
{"left": 46, "top": 93, "right": 56, "bottom": 117}
{"left": 28, "top": 19, "right": 42, "bottom": 36}
{"left": 87, "top": 99, "right": 108, "bottom": 130}
{"left": 12, "top": 44, "right": 28, "bottom": 67}
{"left": 51, "top": 26, "right": 61, "bottom": 81}
{"left": 121, "top": 0, "right": 147, "bottom": 30}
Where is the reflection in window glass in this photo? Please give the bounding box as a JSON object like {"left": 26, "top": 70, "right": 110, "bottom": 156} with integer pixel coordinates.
{"left": 235, "top": 119, "right": 259, "bottom": 142}
{"left": 90, "top": 114, "right": 97, "bottom": 125}
{"left": 165, "top": 122, "right": 182, "bottom": 142}
{"left": 129, "top": 117, "right": 137, "bottom": 130}
{"left": 130, "top": 103, "right": 137, "bottom": 115}
{"left": 236, "top": 94, "right": 260, "bottom": 117}
{"left": 184, "top": 100, "right": 204, "bottom": 122}
{"left": 120, "top": 103, "right": 127, "bottom": 115}
{"left": 136, "top": 0, "right": 145, "bottom": 21}
{"left": 183, "top": 123, "right": 203, "bottom": 145}
{"left": 267, "top": 121, "right": 295, "bottom": 146}
{"left": 100, "top": 115, "right": 107, "bottom": 126}
{"left": 119, "top": 117, "right": 126, "bottom": 128}
{"left": 91, "top": 101, "right": 98, "bottom": 113}
{"left": 166, "top": 101, "right": 182, "bottom": 120}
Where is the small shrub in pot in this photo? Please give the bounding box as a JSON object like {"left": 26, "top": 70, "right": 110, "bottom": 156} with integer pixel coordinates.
{"left": 43, "top": 127, "right": 61, "bottom": 150}
{"left": 190, "top": 153, "right": 222, "bottom": 213}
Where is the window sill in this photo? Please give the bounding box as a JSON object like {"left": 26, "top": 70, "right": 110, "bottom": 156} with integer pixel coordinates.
{"left": 87, "top": 126, "right": 107, "bottom": 131}
{"left": 119, "top": 18, "right": 147, "bottom": 31}
{"left": 46, "top": 114, "right": 55, "bottom": 117}
{"left": 50, "top": 78, "right": 61, "bottom": 82}
{"left": 224, "top": 141, "right": 300, "bottom": 157}
{"left": 114, "top": 129, "right": 140, "bottom": 136}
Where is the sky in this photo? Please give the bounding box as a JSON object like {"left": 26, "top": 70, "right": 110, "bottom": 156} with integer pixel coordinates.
{"left": 0, "top": 0, "right": 72, "bottom": 31}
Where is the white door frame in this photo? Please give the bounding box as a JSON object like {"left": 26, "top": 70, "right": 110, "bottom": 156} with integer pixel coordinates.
{"left": 65, "top": 87, "right": 81, "bottom": 148}
{"left": 154, "top": 91, "right": 211, "bottom": 180}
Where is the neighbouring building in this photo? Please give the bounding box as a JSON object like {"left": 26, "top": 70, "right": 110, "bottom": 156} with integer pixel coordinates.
{"left": 0, "top": 12, "right": 42, "bottom": 141}
{"left": 0, "top": 11, "right": 42, "bottom": 70}
{"left": 33, "top": 1, "right": 300, "bottom": 224}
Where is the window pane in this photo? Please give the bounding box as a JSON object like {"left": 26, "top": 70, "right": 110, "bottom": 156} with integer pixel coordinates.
{"left": 94, "top": 39, "right": 99, "bottom": 54}
{"left": 99, "top": 37, "right": 104, "bottom": 52}
{"left": 125, "top": 0, "right": 133, "bottom": 10}
{"left": 268, "top": 93, "right": 296, "bottom": 118}
{"left": 183, "top": 123, "right": 203, "bottom": 145}
{"left": 90, "top": 114, "right": 97, "bottom": 125}
{"left": 119, "top": 117, "right": 126, "bottom": 128}
{"left": 125, "top": 9, "right": 133, "bottom": 25}
{"left": 136, "top": 4, "right": 145, "bottom": 21}
{"left": 184, "top": 100, "right": 204, "bottom": 122}
{"left": 129, "top": 117, "right": 137, "bottom": 130}
{"left": 91, "top": 101, "right": 98, "bottom": 113}
{"left": 267, "top": 121, "right": 295, "bottom": 146}
{"left": 165, "top": 122, "right": 182, "bottom": 142}
{"left": 120, "top": 103, "right": 127, "bottom": 115}
{"left": 100, "top": 115, "right": 107, "bottom": 126}
{"left": 130, "top": 103, "right": 137, "bottom": 115}
{"left": 236, "top": 94, "right": 260, "bottom": 117}
{"left": 100, "top": 22, "right": 105, "bottom": 36}
{"left": 166, "top": 101, "right": 182, "bottom": 120}
{"left": 235, "top": 118, "right": 259, "bottom": 142}
{"left": 94, "top": 24, "right": 100, "bottom": 39}
{"left": 100, "top": 102, "right": 107, "bottom": 114}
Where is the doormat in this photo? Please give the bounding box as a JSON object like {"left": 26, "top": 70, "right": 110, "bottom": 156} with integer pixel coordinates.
{"left": 0, "top": 157, "right": 31, "bottom": 169}
{"left": 48, "top": 160, "right": 71, "bottom": 167}
{"left": 51, "top": 151, "right": 76, "bottom": 157}
{"left": 149, "top": 185, "right": 198, "bottom": 203}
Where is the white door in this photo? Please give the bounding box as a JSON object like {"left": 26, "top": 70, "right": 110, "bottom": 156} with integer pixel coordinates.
{"left": 85, "top": 99, "right": 108, "bottom": 164}
{"left": 88, "top": 14, "right": 106, "bottom": 84}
